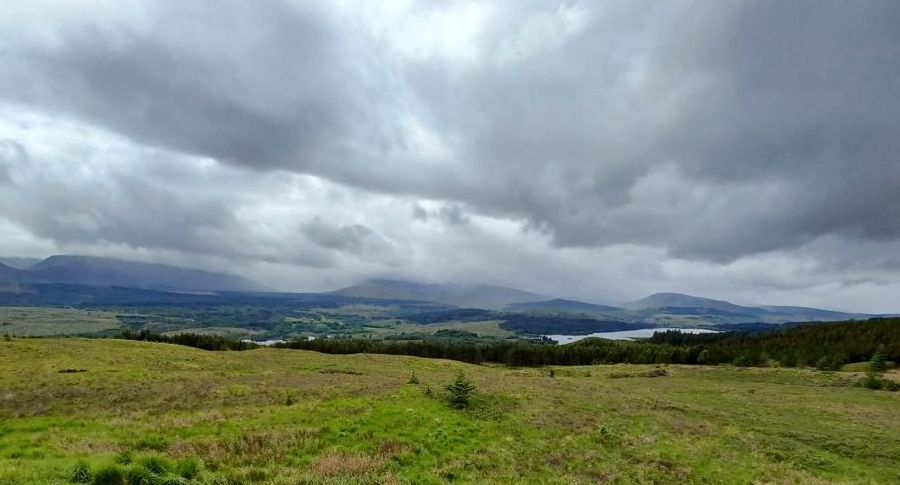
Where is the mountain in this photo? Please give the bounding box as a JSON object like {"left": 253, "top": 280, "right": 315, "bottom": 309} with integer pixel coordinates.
{"left": 622, "top": 292, "right": 870, "bottom": 323}
{"left": 0, "top": 262, "right": 25, "bottom": 284}
{"left": 0, "top": 257, "right": 41, "bottom": 270}
{"left": 507, "top": 298, "right": 623, "bottom": 314}
{"left": 330, "top": 279, "right": 545, "bottom": 309}
{"left": 758, "top": 305, "right": 868, "bottom": 321}
{"left": 0, "top": 255, "right": 269, "bottom": 293}
{"left": 621, "top": 293, "right": 758, "bottom": 313}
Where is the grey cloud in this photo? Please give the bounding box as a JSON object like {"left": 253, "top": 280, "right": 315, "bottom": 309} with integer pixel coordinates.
{"left": 411, "top": 203, "right": 470, "bottom": 226}
{"left": 1, "top": 1, "right": 900, "bottom": 310}
{"left": 411, "top": 204, "right": 429, "bottom": 221}
{"left": 301, "top": 217, "right": 395, "bottom": 258}
{"left": 402, "top": 0, "right": 900, "bottom": 262}
{"left": 0, "top": 2, "right": 404, "bottom": 179}
{"left": 0, "top": 139, "right": 27, "bottom": 185}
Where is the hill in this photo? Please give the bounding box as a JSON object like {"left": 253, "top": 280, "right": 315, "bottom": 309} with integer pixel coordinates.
{"left": 0, "top": 257, "right": 41, "bottom": 270}
{"left": 0, "top": 262, "right": 23, "bottom": 284}
{"left": 331, "top": 279, "right": 545, "bottom": 309}
{"left": 2, "top": 338, "right": 899, "bottom": 484}
{"left": 506, "top": 298, "right": 622, "bottom": 315}
{"left": 0, "top": 255, "right": 269, "bottom": 292}
{"left": 623, "top": 292, "right": 868, "bottom": 323}
{"left": 622, "top": 292, "right": 759, "bottom": 313}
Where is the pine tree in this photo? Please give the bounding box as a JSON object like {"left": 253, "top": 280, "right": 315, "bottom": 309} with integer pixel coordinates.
{"left": 868, "top": 345, "right": 887, "bottom": 376}
{"left": 446, "top": 371, "right": 476, "bottom": 409}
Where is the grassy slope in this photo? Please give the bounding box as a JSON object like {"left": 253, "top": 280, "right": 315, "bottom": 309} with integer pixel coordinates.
{"left": 1, "top": 338, "right": 899, "bottom": 484}
{"left": 0, "top": 307, "right": 122, "bottom": 336}
{"left": 364, "top": 320, "right": 516, "bottom": 339}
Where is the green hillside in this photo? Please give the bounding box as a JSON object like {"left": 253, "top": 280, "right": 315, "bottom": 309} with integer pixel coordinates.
{"left": 2, "top": 338, "right": 900, "bottom": 484}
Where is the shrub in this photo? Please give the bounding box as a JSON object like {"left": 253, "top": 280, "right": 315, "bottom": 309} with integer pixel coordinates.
{"left": 158, "top": 476, "right": 189, "bottom": 485}
{"left": 860, "top": 375, "right": 900, "bottom": 392}
{"left": 69, "top": 461, "right": 92, "bottom": 483}
{"left": 697, "top": 349, "right": 710, "bottom": 365}
{"left": 816, "top": 355, "right": 836, "bottom": 371}
{"left": 175, "top": 457, "right": 203, "bottom": 479}
{"left": 136, "top": 455, "right": 172, "bottom": 474}
{"left": 446, "top": 371, "right": 476, "bottom": 409}
{"left": 408, "top": 371, "right": 419, "bottom": 384}
{"left": 90, "top": 463, "right": 127, "bottom": 485}
{"left": 124, "top": 465, "right": 154, "bottom": 485}
{"left": 114, "top": 450, "right": 134, "bottom": 465}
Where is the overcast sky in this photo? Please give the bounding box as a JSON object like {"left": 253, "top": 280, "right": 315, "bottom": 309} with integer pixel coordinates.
{"left": 1, "top": 1, "right": 899, "bottom": 312}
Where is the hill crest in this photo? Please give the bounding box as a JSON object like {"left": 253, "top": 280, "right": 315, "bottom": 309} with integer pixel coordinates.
{"left": 0, "top": 255, "right": 269, "bottom": 293}
{"left": 331, "top": 279, "right": 545, "bottom": 309}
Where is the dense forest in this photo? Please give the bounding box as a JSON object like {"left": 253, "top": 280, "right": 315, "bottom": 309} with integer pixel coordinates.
{"left": 110, "top": 318, "right": 900, "bottom": 371}
{"left": 273, "top": 318, "right": 900, "bottom": 368}
{"left": 117, "top": 329, "right": 257, "bottom": 351}
{"left": 498, "top": 315, "right": 652, "bottom": 334}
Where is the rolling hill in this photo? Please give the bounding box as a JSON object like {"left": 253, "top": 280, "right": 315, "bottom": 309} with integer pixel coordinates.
{"left": 330, "top": 279, "right": 545, "bottom": 309}
{"left": 0, "top": 257, "right": 41, "bottom": 270}
{"left": 506, "top": 298, "right": 622, "bottom": 315}
{"left": 0, "top": 255, "right": 269, "bottom": 293}
{"left": 622, "top": 292, "right": 868, "bottom": 323}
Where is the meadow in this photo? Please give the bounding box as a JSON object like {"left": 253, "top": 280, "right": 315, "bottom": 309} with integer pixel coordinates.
{"left": 0, "top": 308, "right": 121, "bottom": 337}
{"left": 1, "top": 337, "right": 899, "bottom": 484}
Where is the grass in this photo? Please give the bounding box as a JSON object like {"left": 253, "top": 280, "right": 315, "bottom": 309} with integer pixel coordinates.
{"left": 1, "top": 338, "right": 900, "bottom": 484}
{"left": 0, "top": 307, "right": 122, "bottom": 337}
{"left": 364, "top": 320, "right": 516, "bottom": 339}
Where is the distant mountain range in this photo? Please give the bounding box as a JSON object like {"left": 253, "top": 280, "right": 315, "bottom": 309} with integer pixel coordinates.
{"left": 0, "top": 255, "right": 269, "bottom": 292}
{"left": 0, "top": 256, "right": 884, "bottom": 325}
{"left": 0, "top": 257, "right": 42, "bottom": 270}
{"left": 620, "top": 292, "right": 869, "bottom": 323}
{"left": 329, "top": 281, "right": 876, "bottom": 324}
{"left": 330, "top": 279, "right": 545, "bottom": 309}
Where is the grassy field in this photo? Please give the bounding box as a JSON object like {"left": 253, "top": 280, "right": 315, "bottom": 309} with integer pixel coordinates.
{"left": 0, "top": 307, "right": 122, "bottom": 337}
{"left": 1, "top": 338, "right": 899, "bottom": 484}
{"left": 362, "top": 320, "right": 516, "bottom": 339}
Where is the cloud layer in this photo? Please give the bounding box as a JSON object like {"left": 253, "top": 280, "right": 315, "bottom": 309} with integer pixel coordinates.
{"left": 1, "top": 1, "right": 899, "bottom": 311}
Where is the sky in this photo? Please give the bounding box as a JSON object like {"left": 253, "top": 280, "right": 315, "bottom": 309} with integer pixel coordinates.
{"left": 1, "top": 1, "right": 899, "bottom": 312}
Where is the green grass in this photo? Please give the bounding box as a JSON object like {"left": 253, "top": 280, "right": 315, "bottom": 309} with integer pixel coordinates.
{"left": 2, "top": 338, "right": 900, "bottom": 484}
{"left": 363, "top": 320, "right": 515, "bottom": 339}
{"left": 0, "top": 307, "right": 122, "bottom": 336}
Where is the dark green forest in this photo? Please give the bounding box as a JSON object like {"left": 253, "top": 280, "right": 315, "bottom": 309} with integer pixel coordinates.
{"left": 272, "top": 318, "right": 900, "bottom": 368}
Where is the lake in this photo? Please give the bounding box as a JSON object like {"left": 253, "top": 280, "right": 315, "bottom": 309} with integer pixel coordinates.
{"left": 545, "top": 327, "right": 718, "bottom": 345}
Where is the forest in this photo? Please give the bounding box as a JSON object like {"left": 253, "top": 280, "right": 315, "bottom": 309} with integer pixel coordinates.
{"left": 271, "top": 318, "right": 900, "bottom": 368}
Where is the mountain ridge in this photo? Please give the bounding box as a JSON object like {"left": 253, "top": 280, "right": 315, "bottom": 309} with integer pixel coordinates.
{"left": 330, "top": 278, "right": 545, "bottom": 309}
{"left": 0, "top": 255, "right": 269, "bottom": 293}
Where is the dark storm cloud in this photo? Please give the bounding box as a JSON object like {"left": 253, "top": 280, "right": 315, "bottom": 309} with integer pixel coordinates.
{"left": 300, "top": 217, "right": 395, "bottom": 258}
{"left": 404, "top": 0, "right": 900, "bottom": 261}
{"left": 0, "top": 1, "right": 404, "bottom": 179}
{"left": 5, "top": 161, "right": 234, "bottom": 255}
{"left": 411, "top": 203, "right": 470, "bottom": 226}
{"left": 1, "top": 0, "right": 899, "bottom": 270}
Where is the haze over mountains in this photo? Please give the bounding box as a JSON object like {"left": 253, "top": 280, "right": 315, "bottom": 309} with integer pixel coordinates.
{"left": 330, "top": 279, "right": 545, "bottom": 309}
{"left": 329, "top": 280, "right": 877, "bottom": 324}
{"left": 0, "top": 255, "right": 269, "bottom": 292}
{"left": 0, "top": 255, "right": 884, "bottom": 325}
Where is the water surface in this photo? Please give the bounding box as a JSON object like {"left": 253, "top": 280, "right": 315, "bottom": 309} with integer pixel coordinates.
{"left": 545, "top": 327, "right": 718, "bottom": 345}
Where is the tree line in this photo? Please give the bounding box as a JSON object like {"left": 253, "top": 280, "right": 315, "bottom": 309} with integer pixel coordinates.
{"left": 117, "top": 329, "right": 257, "bottom": 351}
{"left": 274, "top": 318, "right": 900, "bottom": 368}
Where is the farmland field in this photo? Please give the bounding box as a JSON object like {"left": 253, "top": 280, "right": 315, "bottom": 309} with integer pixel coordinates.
{"left": 0, "top": 307, "right": 122, "bottom": 337}
{"left": 1, "top": 338, "right": 899, "bottom": 484}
